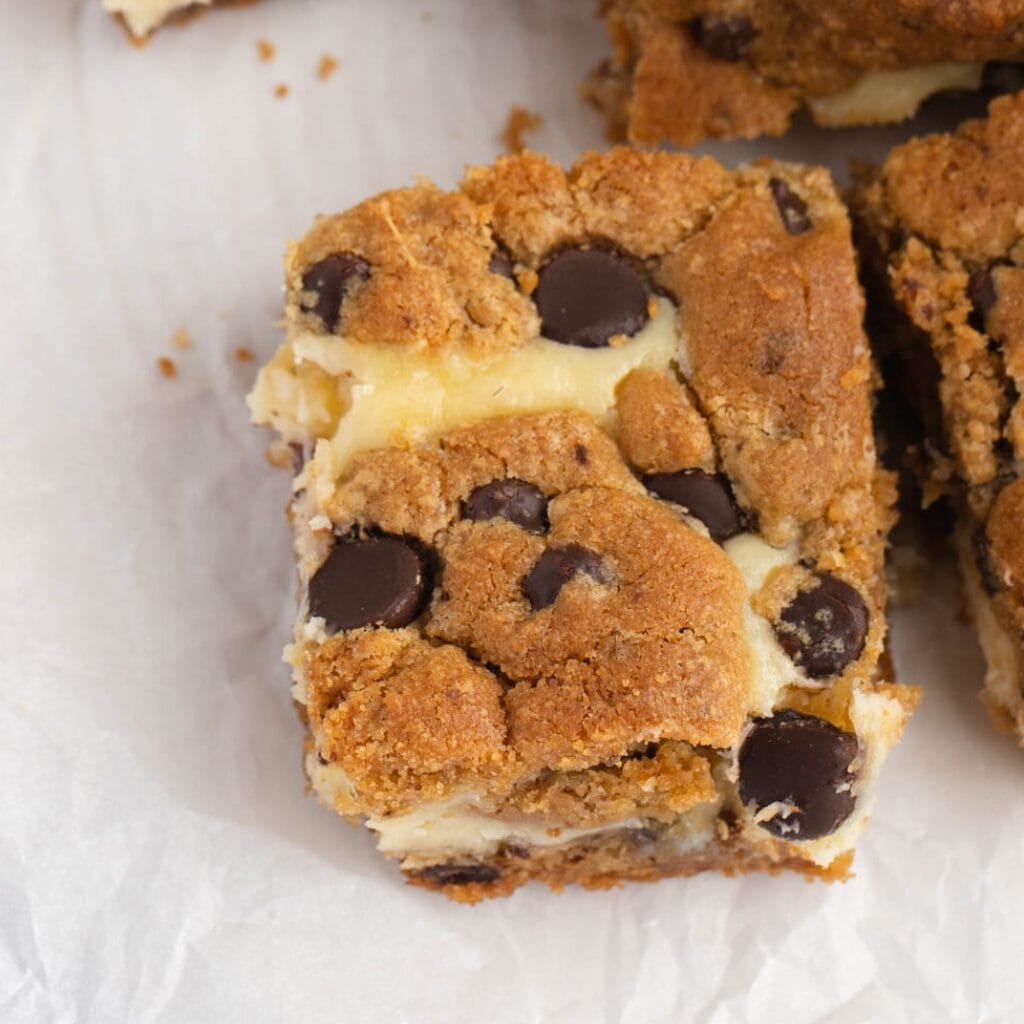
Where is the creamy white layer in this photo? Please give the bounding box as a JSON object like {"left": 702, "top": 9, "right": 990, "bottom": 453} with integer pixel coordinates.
{"left": 724, "top": 534, "right": 804, "bottom": 715}
{"left": 809, "top": 62, "right": 983, "bottom": 127}
{"left": 306, "top": 750, "right": 721, "bottom": 862}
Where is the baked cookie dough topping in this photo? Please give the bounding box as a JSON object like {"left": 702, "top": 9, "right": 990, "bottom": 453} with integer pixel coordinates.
{"left": 250, "top": 149, "right": 917, "bottom": 900}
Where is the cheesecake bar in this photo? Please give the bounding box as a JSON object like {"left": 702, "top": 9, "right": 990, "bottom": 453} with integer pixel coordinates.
{"left": 587, "top": 0, "right": 1024, "bottom": 146}
{"left": 854, "top": 92, "right": 1024, "bottom": 745}
{"left": 104, "top": 0, "right": 218, "bottom": 39}
{"left": 248, "top": 149, "right": 918, "bottom": 901}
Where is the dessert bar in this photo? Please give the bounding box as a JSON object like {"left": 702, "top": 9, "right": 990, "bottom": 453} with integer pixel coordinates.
{"left": 587, "top": 0, "right": 1024, "bottom": 145}
{"left": 854, "top": 92, "right": 1024, "bottom": 745}
{"left": 249, "top": 149, "right": 918, "bottom": 900}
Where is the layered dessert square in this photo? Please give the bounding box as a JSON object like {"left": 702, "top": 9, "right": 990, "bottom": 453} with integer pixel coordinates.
{"left": 587, "top": 0, "right": 1024, "bottom": 146}
{"left": 854, "top": 92, "right": 1024, "bottom": 745}
{"left": 104, "top": 0, "right": 216, "bottom": 40}
{"left": 249, "top": 149, "right": 918, "bottom": 901}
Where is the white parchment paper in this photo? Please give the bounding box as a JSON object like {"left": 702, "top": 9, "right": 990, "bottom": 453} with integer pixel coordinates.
{"left": 2, "top": 2, "right": 1022, "bottom": 1021}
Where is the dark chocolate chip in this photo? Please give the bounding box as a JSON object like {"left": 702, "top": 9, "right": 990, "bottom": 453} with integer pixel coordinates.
{"left": 523, "top": 543, "right": 611, "bottom": 610}
{"left": 973, "top": 524, "right": 1002, "bottom": 596}
{"left": 775, "top": 573, "right": 869, "bottom": 679}
{"left": 643, "top": 469, "right": 743, "bottom": 543}
{"left": 463, "top": 479, "right": 548, "bottom": 533}
{"left": 488, "top": 246, "right": 515, "bottom": 279}
{"left": 738, "top": 710, "right": 859, "bottom": 840}
{"left": 300, "top": 253, "right": 371, "bottom": 332}
{"left": 308, "top": 535, "right": 427, "bottom": 633}
{"left": 691, "top": 15, "right": 757, "bottom": 61}
{"left": 416, "top": 862, "right": 501, "bottom": 886}
{"left": 574, "top": 444, "right": 589, "bottom": 465}
{"left": 769, "top": 178, "right": 812, "bottom": 236}
{"left": 982, "top": 61, "right": 1024, "bottom": 95}
{"left": 967, "top": 264, "right": 997, "bottom": 332}
{"left": 535, "top": 249, "right": 649, "bottom": 348}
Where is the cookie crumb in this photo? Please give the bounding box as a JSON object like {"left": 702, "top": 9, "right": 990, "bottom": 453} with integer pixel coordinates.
{"left": 171, "top": 327, "right": 192, "bottom": 350}
{"left": 235, "top": 346, "right": 254, "bottom": 363}
{"left": 157, "top": 357, "right": 178, "bottom": 379}
{"left": 257, "top": 38, "right": 275, "bottom": 62}
{"left": 500, "top": 106, "right": 543, "bottom": 154}
{"left": 316, "top": 53, "right": 339, "bottom": 80}
{"left": 274, "top": 83, "right": 290, "bottom": 99}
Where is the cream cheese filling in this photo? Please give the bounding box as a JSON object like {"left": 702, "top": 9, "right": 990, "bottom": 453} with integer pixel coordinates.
{"left": 809, "top": 62, "right": 984, "bottom": 127}
{"left": 306, "top": 752, "right": 719, "bottom": 861}
{"left": 102, "top": 0, "right": 209, "bottom": 36}
{"left": 724, "top": 534, "right": 804, "bottom": 715}
{"left": 289, "top": 297, "right": 680, "bottom": 472}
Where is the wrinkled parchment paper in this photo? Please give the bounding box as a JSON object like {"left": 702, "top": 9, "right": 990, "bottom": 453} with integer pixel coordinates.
{"left": 2, "top": 2, "right": 1023, "bottom": 1021}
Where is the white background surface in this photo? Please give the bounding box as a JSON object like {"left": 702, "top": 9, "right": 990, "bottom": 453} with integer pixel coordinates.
{"left": 2, "top": 3, "right": 1022, "bottom": 1022}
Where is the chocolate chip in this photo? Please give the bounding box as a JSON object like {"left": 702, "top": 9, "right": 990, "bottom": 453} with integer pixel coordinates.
{"left": 738, "top": 710, "right": 859, "bottom": 840}
{"left": 523, "top": 543, "right": 611, "bottom": 610}
{"left": 643, "top": 469, "right": 743, "bottom": 543}
{"left": 488, "top": 246, "right": 515, "bottom": 279}
{"left": 967, "top": 265, "right": 997, "bottom": 332}
{"left": 535, "top": 249, "right": 648, "bottom": 348}
{"left": 982, "top": 61, "right": 1024, "bottom": 95}
{"left": 769, "top": 178, "right": 812, "bottom": 236}
{"left": 775, "top": 574, "right": 869, "bottom": 679}
{"left": 308, "top": 535, "right": 427, "bottom": 633}
{"left": 300, "top": 253, "right": 370, "bottom": 332}
{"left": 973, "top": 524, "right": 1002, "bottom": 596}
{"left": 416, "top": 862, "right": 501, "bottom": 886}
{"left": 691, "top": 15, "right": 757, "bottom": 61}
{"left": 574, "top": 444, "right": 589, "bottom": 465}
{"left": 463, "top": 479, "right": 548, "bottom": 533}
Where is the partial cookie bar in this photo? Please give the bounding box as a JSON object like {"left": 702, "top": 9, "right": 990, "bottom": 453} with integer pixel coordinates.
{"left": 249, "top": 149, "right": 918, "bottom": 902}
{"left": 103, "top": 0, "right": 225, "bottom": 40}
{"left": 853, "top": 91, "right": 1024, "bottom": 745}
{"left": 587, "top": 0, "right": 1024, "bottom": 146}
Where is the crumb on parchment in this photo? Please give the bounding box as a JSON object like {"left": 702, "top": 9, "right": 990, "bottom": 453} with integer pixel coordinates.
{"left": 500, "top": 106, "right": 543, "bottom": 154}
{"left": 171, "top": 327, "right": 192, "bottom": 350}
{"left": 235, "top": 346, "right": 254, "bottom": 363}
{"left": 274, "top": 83, "right": 290, "bottom": 99}
{"left": 317, "top": 54, "right": 339, "bottom": 80}
{"left": 257, "top": 38, "right": 276, "bottom": 62}
{"left": 156, "top": 357, "right": 178, "bottom": 379}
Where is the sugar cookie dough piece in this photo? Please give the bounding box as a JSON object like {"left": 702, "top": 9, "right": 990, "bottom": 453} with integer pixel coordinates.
{"left": 586, "top": 0, "right": 1024, "bottom": 146}
{"left": 249, "top": 149, "right": 918, "bottom": 902}
{"left": 854, "top": 91, "right": 1024, "bottom": 746}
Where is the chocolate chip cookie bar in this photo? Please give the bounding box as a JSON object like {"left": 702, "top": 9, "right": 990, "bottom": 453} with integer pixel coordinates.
{"left": 587, "top": 1, "right": 1024, "bottom": 146}
{"left": 853, "top": 92, "right": 1024, "bottom": 745}
{"left": 248, "top": 149, "right": 918, "bottom": 901}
